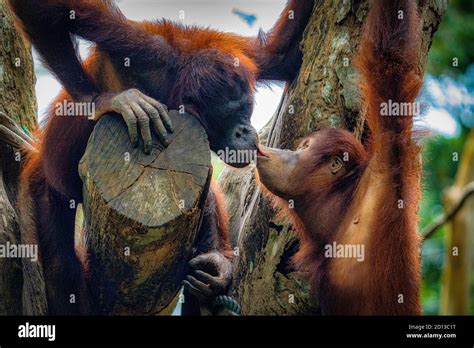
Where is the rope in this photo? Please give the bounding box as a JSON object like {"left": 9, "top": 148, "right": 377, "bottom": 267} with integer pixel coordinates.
{"left": 212, "top": 295, "right": 241, "bottom": 316}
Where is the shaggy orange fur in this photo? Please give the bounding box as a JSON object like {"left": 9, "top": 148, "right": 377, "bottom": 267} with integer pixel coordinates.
{"left": 256, "top": 0, "right": 423, "bottom": 315}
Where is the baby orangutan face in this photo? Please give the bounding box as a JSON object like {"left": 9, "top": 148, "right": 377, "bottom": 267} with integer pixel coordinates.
{"left": 256, "top": 128, "right": 366, "bottom": 201}
{"left": 256, "top": 145, "right": 301, "bottom": 199}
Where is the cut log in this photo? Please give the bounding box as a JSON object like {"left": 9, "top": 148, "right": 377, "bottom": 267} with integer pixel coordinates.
{"left": 79, "top": 111, "right": 211, "bottom": 315}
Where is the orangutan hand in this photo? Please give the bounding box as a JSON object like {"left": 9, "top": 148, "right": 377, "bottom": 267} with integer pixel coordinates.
{"left": 183, "top": 251, "right": 232, "bottom": 302}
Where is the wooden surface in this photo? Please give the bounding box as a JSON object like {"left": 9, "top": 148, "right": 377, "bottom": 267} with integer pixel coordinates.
{"left": 0, "top": 0, "right": 38, "bottom": 315}
{"left": 79, "top": 111, "right": 211, "bottom": 315}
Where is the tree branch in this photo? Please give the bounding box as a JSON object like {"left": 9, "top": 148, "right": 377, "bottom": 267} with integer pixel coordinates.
{"left": 422, "top": 181, "right": 474, "bottom": 240}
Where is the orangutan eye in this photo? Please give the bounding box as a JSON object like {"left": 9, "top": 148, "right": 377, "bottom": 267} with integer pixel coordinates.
{"left": 298, "top": 140, "right": 310, "bottom": 150}
{"left": 330, "top": 156, "right": 344, "bottom": 174}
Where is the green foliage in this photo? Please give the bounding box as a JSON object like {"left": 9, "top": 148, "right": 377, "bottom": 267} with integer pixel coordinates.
{"left": 421, "top": 228, "right": 445, "bottom": 314}
{"left": 421, "top": 0, "right": 474, "bottom": 308}
{"left": 428, "top": 0, "right": 474, "bottom": 76}
{"left": 421, "top": 133, "right": 466, "bottom": 210}
{"left": 419, "top": 129, "right": 473, "bottom": 314}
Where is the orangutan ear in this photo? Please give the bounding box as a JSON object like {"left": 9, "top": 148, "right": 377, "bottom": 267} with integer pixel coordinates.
{"left": 330, "top": 156, "right": 344, "bottom": 175}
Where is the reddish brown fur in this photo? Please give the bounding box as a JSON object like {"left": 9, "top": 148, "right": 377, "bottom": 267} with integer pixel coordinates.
{"left": 8, "top": 0, "right": 314, "bottom": 314}
{"left": 12, "top": 0, "right": 313, "bottom": 198}
{"left": 211, "top": 181, "right": 233, "bottom": 258}
{"left": 256, "top": 0, "right": 423, "bottom": 315}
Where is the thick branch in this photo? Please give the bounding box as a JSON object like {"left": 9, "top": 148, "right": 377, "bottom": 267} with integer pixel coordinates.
{"left": 0, "top": 0, "right": 37, "bottom": 315}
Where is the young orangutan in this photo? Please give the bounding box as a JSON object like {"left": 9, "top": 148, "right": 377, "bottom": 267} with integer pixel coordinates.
{"left": 256, "top": 0, "right": 423, "bottom": 315}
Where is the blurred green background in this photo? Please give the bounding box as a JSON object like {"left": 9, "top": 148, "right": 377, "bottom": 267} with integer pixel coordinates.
{"left": 414, "top": 0, "right": 474, "bottom": 314}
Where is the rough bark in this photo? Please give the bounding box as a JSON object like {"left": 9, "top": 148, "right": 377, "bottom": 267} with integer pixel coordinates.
{"left": 219, "top": 0, "right": 446, "bottom": 315}
{"left": 79, "top": 111, "right": 212, "bottom": 315}
{"left": 0, "top": 0, "right": 37, "bottom": 315}
{"left": 440, "top": 128, "right": 474, "bottom": 314}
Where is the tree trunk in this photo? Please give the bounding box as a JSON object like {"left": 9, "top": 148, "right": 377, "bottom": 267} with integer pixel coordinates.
{"left": 440, "top": 128, "right": 474, "bottom": 314}
{"left": 79, "top": 111, "right": 212, "bottom": 314}
{"left": 219, "top": 0, "right": 445, "bottom": 315}
{"left": 0, "top": 0, "right": 37, "bottom": 315}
